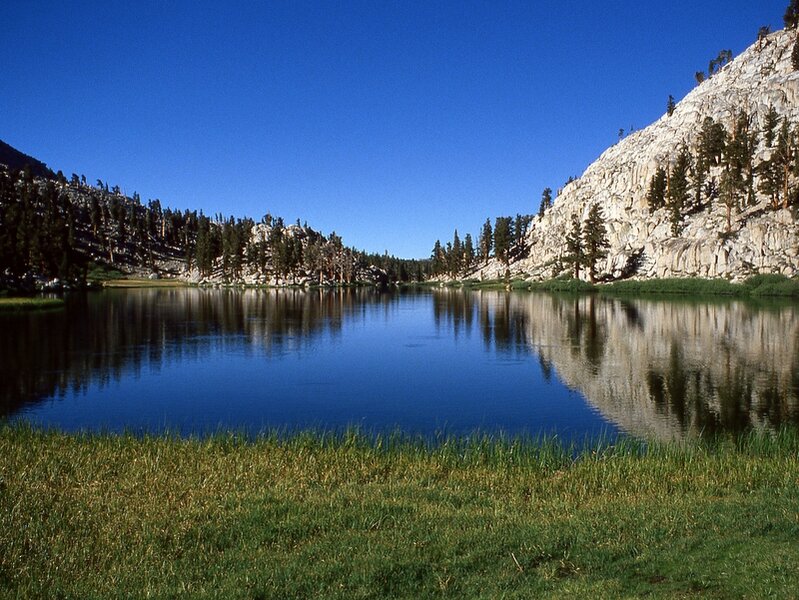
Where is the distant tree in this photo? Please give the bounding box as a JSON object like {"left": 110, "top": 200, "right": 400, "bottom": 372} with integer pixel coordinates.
{"left": 564, "top": 214, "right": 585, "bottom": 280}
{"left": 583, "top": 203, "right": 609, "bottom": 282}
{"left": 493, "top": 217, "right": 512, "bottom": 266}
{"left": 538, "top": 187, "right": 553, "bottom": 216}
{"left": 763, "top": 106, "right": 780, "bottom": 147}
{"left": 697, "top": 116, "right": 727, "bottom": 171}
{"left": 450, "top": 230, "right": 462, "bottom": 276}
{"left": 774, "top": 118, "right": 796, "bottom": 209}
{"left": 708, "top": 50, "right": 733, "bottom": 77}
{"left": 195, "top": 214, "right": 214, "bottom": 276}
{"left": 431, "top": 240, "right": 445, "bottom": 275}
{"left": 719, "top": 166, "right": 740, "bottom": 233}
{"left": 463, "top": 233, "right": 475, "bottom": 268}
{"left": 726, "top": 110, "right": 758, "bottom": 208}
{"left": 667, "top": 148, "right": 692, "bottom": 236}
{"left": 646, "top": 166, "right": 668, "bottom": 210}
{"left": 695, "top": 71, "right": 706, "bottom": 85}
{"left": 667, "top": 95, "right": 676, "bottom": 116}
{"left": 479, "top": 218, "right": 493, "bottom": 265}
{"left": 793, "top": 36, "right": 799, "bottom": 70}
{"left": 758, "top": 154, "right": 783, "bottom": 208}
{"left": 785, "top": 0, "right": 799, "bottom": 29}
{"left": 758, "top": 26, "right": 771, "bottom": 50}
{"left": 514, "top": 214, "right": 531, "bottom": 258}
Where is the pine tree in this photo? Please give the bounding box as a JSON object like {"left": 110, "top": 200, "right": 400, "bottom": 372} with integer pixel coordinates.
{"left": 758, "top": 155, "right": 782, "bottom": 208}
{"left": 793, "top": 36, "right": 799, "bottom": 71}
{"left": 697, "top": 117, "right": 727, "bottom": 171}
{"left": 668, "top": 148, "right": 692, "bottom": 236}
{"left": 583, "top": 203, "right": 609, "bottom": 282}
{"left": 763, "top": 106, "right": 780, "bottom": 147}
{"left": 726, "top": 110, "right": 758, "bottom": 209}
{"left": 538, "top": 187, "right": 553, "bottom": 216}
{"left": 785, "top": 0, "right": 799, "bottom": 29}
{"left": 564, "top": 214, "right": 584, "bottom": 280}
{"left": 493, "top": 217, "right": 512, "bottom": 266}
{"left": 758, "top": 26, "right": 771, "bottom": 50}
{"left": 463, "top": 233, "right": 475, "bottom": 268}
{"left": 431, "top": 240, "right": 445, "bottom": 275}
{"left": 450, "top": 230, "right": 462, "bottom": 276}
{"left": 646, "top": 167, "right": 668, "bottom": 209}
{"left": 667, "top": 95, "right": 676, "bottom": 116}
{"left": 514, "top": 214, "right": 531, "bottom": 257}
{"left": 479, "top": 219, "right": 493, "bottom": 265}
{"left": 775, "top": 118, "right": 795, "bottom": 209}
{"left": 195, "top": 214, "right": 213, "bottom": 276}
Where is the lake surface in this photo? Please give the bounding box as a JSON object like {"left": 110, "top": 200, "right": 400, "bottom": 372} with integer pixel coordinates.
{"left": 3, "top": 288, "right": 798, "bottom": 440}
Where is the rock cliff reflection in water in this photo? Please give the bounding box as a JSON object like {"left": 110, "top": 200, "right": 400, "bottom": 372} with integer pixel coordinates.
{"left": 3, "top": 288, "right": 798, "bottom": 439}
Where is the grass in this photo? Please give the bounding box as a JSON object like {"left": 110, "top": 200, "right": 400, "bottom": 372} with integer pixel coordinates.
{"left": 528, "top": 278, "right": 597, "bottom": 293}
{"left": 101, "top": 278, "right": 188, "bottom": 288}
{"left": 0, "top": 296, "right": 65, "bottom": 312}
{"left": 2, "top": 425, "right": 799, "bottom": 598}
{"left": 86, "top": 262, "right": 128, "bottom": 282}
{"left": 500, "top": 274, "right": 799, "bottom": 298}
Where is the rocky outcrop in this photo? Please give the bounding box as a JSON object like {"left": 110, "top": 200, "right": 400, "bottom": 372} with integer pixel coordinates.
{"left": 473, "top": 29, "right": 799, "bottom": 282}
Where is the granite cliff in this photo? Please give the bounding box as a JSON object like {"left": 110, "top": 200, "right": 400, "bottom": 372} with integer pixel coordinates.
{"left": 472, "top": 28, "right": 799, "bottom": 282}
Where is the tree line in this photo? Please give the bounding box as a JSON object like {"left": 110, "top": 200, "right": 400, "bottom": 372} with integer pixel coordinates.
{"left": 0, "top": 166, "right": 431, "bottom": 287}
{"left": 429, "top": 213, "right": 534, "bottom": 278}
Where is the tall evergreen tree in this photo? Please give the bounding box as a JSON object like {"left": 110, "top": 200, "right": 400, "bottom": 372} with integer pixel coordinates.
{"left": 479, "top": 219, "right": 493, "bottom": 265}
{"left": 667, "top": 95, "right": 676, "bottom": 116}
{"left": 785, "top": 0, "right": 799, "bottom": 29}
{"left": 763, "top": 106, "right": 780, "bottom": 147}
{"left": 647, "top": 167, "right": 668, "bottom": 210}
{"left": 793, "top": 36, "right": 799, "bottom": 70}
{"left": 667, "top": 148, "right": 692, "bottom": 236}
{"left": 195, "top": 214, "right": 214, "bottom": 276}
{"left": 538, "top": 187, "right": 553, "bottom": 216}
{"left": 774, "top": 118, "right": 795, "bottom": 209}
{"left": 514, "top": 214, "right": 531, "bottom": 257}
{"left": 564, "top": 214, "right": 585, "bottom": 280}
{"left": 431, "top": 240, "right": 445, "bottom": 275}
{"left": 583, "top": 203, "right": 609, "bottom": 282}
{"left": 493, "top": 217, "right": 512, "bottom": 266}
{"left": 450, "top": 230, "right": 462, "bottom": 276}
{"left": 463, "top": 233, "right": 475, "bottom": 268}
{"left": 697, "top": 117, "right": 727, "bottom": 171}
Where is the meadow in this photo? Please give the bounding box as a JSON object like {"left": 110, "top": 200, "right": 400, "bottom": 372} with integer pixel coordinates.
{"left": 2, "top": 425, "right": 798, "bottom": 598}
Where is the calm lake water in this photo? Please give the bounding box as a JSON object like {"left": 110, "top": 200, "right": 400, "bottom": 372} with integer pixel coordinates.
{"left": 3, "top": 288, "right": 798, "bottom": 440}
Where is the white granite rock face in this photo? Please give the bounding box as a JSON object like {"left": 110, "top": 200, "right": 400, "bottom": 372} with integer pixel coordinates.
{"left": 472, "top": 29, "right": 799, "bottom": 282}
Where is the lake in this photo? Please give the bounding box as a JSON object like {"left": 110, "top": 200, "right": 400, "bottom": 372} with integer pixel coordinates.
{"left": 3, "top": 287, "right": 798, "bottom": 440}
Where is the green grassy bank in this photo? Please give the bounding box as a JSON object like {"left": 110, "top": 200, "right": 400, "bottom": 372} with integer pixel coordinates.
{"left": 438, "top": 274, "right": 799, "bottom": 297}
{"left": 2, "top": 426, "right": 799, "bottom": 598}
{"left": 0, "top": 296, "right": 65, "bottom": 312}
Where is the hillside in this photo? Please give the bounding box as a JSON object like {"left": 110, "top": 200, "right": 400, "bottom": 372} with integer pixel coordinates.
{"left": 0, "top": 139, "right": 53, "bottom": 180}
{"left": 471, "top": 28, "right": 799, "bottom": 282}
{"left": 0, "top": 148, "right": 426, "bottom": 291}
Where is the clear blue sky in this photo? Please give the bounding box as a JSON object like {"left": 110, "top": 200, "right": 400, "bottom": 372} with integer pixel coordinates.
{"left": 0, "top": 1, "right": 788, "bottom": 258}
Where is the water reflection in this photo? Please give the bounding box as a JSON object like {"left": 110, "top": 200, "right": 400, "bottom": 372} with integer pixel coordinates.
{"left": 514, "top": 293, "right": 799, "bottom": 438}
{"left": 429, "top": 289, "right": 799, "bottom": 438}
{"left": 3, "top": 287, "right": 798, "bottom": 439}
{"left": 0, "top": 288, "right": 382, "bottom": 418}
